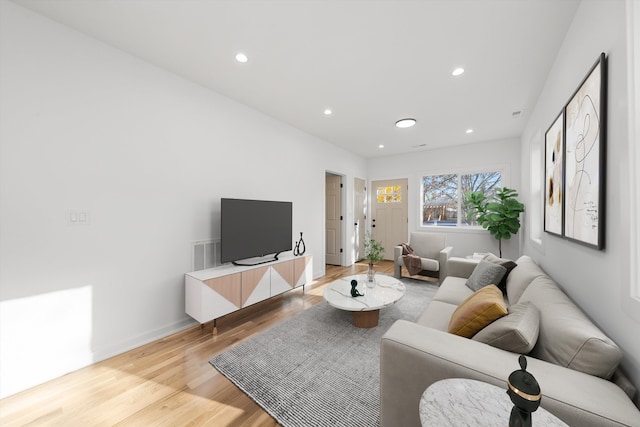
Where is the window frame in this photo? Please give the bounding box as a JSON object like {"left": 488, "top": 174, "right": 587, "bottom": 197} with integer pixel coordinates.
{"left": 627, "top": 0, "right": 640, "bottom": 308}
{"left": 418, "top": 165, "right": 509, "bottom": 231}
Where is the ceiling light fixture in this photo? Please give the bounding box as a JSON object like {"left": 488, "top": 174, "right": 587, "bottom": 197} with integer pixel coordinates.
{"left": 452, "top": 67, "right": 465, "bottom": 76}
{"left": 466, "top": 129, "right": 474, "bottom": 134}
{"left": 324, "top": 109, "right": 332, "bottom": 115}
{"left": 235, "top": 52, "right": 248, "bottom": 63}
{"left": 395, "top": 118, "right": 416, "bottom": 128}
{"left": 379, "top": 144, "right": 385, "bottom": 149}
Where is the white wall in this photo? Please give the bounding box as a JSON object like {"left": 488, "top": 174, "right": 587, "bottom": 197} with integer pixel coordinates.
{"left": 367, "top": 137, "right": 522, "bottom": 259}
{"left": 520, "top": 0, "right": 640, "bottom": 402}
{"left": 0, "top": 1, "right": 366, "bottom": 398}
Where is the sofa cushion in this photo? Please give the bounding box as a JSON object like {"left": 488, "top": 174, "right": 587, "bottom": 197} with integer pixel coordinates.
{"left": 420, "top": 257, "right": 439, "bottom": 271}
{"left": 448, "top": 285, "right": 508, "bottom": 338}
{"left": 482, "top": 253, "right": 517, "bottom": 292}
{"left": 506, "top": 255, "right": 546, "bottom": 304}
{"left": 465, "top": 260, "right": 507, "bottom": 292}
{"left": 519, "top": 276, "right": 623, "bottom": 379}
{"left": 472, "top": 301, "right": 540, "bottom": 353}
{"left": 433, "top": 276, "right": 474, "bottom": 305}
{"left": 395, "top": 255, "right": 440, "bottom": 274}
{"left": 409, "top": 232, "right": 446, "bottom": 260}
{"left": 416, "top": 300, "right": 457, "bottom": 331}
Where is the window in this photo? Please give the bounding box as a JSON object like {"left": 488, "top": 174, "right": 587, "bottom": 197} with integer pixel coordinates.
{"left": 529, "top": 130, "right": 543, "bottom": 246}
{"left": 422, "top": 171, "right": 501, "bottom": 226}
{"left": 376, "top": 185, "right": 402, "bottom": 203}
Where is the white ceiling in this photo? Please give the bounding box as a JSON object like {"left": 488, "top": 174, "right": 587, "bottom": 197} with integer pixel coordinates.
{"left": 13, "top": 0, "right": 580, "bottom": 158}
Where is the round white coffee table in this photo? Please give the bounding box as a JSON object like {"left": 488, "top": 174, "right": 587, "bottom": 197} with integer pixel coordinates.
{"left": 419, "top": 378, "right": 568, "bottom": 426}
{"left": 322, "top": 274, "right": 406, "bottom": 328}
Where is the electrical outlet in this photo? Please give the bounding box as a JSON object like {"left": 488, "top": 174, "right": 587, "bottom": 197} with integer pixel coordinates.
{"left": 68, "top": 210, "right": 90, "bottom": 225}
{"left": 78, "top": 210, "right": 90, "bottom": 225}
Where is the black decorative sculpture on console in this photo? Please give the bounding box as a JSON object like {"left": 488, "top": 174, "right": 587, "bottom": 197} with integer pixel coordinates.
{"left": 293, "top": 232, "right": 305, "bottom": 256}
{"left": 350, "top": 279, "right": 364, "bottom": 297}
{"left": 507, "top": 355, "right": 541, "bottom": 427}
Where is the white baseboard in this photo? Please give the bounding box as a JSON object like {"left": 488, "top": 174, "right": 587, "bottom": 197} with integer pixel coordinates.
{"left": 91, "top": 317, "right": 198, "bottom": 363}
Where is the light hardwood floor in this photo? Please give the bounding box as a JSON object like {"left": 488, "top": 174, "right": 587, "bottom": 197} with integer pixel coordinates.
{"left": 0, "top": 260, "right": 416, "bottom": 427}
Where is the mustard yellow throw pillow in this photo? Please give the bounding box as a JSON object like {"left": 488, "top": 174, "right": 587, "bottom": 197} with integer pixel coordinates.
{"left": 448, "top": 285, "right": 508, "bottom": 338}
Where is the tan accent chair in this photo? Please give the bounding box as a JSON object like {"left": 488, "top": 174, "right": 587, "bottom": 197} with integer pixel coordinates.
{"left": 393, "top": 232, "right": 453, "bottom": 281}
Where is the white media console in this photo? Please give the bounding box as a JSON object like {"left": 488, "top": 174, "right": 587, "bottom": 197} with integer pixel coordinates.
{"left": 185, "top": 254, "right": 312, "bottom": 333}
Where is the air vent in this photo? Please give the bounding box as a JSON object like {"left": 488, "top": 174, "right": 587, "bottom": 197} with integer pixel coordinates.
{"left": 412, "top": 143, "right": 427, "bottom": 148}
{"left": 192, "top": 239, "right": 221, "bottom": 271}
{"left": 512, "top": 110, "right": 524, "bottom": 119}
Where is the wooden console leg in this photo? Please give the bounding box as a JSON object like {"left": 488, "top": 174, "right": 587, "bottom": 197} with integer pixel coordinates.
{"left": 212, "top": 319, "right": 218, "bottom": 335}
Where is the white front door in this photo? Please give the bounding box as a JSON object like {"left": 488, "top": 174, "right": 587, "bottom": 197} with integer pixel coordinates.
{"left": 325, "top": 174, "right": 342, "bottom": 265}
{"left": 354, "top": 177, "right": 366, "bottom": 261}
{"left": 371, "top": 178, "right": 408, "bottom": 260}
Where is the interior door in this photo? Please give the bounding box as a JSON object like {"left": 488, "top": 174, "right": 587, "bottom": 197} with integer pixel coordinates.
{"left": 354, "top": 177, "right": 366, "bottom": 261}
{"left": 325, "top": 173, "right": 342, "bottom": 265}
{"left": 371, "top": 178, "right": 408, "bottom": 260}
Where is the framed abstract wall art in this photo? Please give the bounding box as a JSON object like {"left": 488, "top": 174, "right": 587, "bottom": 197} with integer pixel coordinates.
{"left": 563, "top": 53, "right": 606, "bottom": 249}
{"left": 544, "top": 110, "right": 564, "bottom": 237}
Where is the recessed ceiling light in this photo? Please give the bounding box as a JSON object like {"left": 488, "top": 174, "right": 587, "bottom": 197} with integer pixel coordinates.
{"left": 324, "top": 109, "right": 332, "bottom": 115}
{"left": 452, "top": 67, "right": 465, "bottom": 76}
{"left": 466, "top": 129, "right": 474, "bottom": 134}
{"left": 395, "top": 118, "right": 416, "bottom": 128}
{"left": 379, "top": 144, "right": 385, "bottom": 149}
{"left": 235, "top": 52, "right": 248, "bottom": 63}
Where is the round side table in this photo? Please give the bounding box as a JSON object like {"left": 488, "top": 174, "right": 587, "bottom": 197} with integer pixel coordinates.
{"left": 419, "top": 378, "right": 568, "bottom": 427}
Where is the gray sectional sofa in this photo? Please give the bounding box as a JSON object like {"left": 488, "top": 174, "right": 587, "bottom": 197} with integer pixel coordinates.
{"left": 380, "top": 255, "right": 640, "bottom": 427}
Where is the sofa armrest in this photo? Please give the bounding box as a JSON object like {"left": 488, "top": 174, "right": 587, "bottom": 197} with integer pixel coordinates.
{"left": 437, "top": 246, "right": 453, "bottom": 280}
{"left": 380, "top": 320, "right": 640, "bottom": 427}
{"left": 446, "top": 256, "right": 479, "bottom": 279}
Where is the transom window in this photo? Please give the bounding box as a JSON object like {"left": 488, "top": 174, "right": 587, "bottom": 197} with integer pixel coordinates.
{"left": 377, "top": 185, "right": 402, "bottom": 203}
{"left": 422, "top": 171, "right": 502, "bottom": 226}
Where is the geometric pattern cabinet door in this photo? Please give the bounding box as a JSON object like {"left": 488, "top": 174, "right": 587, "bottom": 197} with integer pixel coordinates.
{"left": 242, "top": 266, "right": 270, "bottom": 307}
{"left": 271, "top": 261, "right": 294, "bottom": 296}
{"left": 204, "top": 273, "right": 242, "bottom": 307}
{"left": 185, "top": 273, "right": 241, "bottom": 324}
{"left": 294, "top": 255, "right": 313, "bottom": 288}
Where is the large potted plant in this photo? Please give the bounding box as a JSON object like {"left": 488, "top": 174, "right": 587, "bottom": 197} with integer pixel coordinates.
{"left": 465, "top": 187, "right": 525, "bottom": 257}
{"left": 364, "top": 232, "right": 384, "bottom": 285}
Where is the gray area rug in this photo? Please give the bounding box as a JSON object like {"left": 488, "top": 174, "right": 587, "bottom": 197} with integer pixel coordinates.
{"left": 210, "top": 277, "right": 438, "bottom": 427}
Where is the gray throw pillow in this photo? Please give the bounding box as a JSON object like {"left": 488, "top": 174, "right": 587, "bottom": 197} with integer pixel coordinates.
{"left": 465, "top": 260, "right": 507, "bottom": 292}
{"left": 482, "top": 253, "right": 517, "bottom": 292}
{"left": 472, "top": 301, "right": 541, "bottom": 353}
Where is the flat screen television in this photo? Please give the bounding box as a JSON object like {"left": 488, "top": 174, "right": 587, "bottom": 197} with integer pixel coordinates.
{"left": 220, "top": 198, "right": 293, "bottom": 265}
